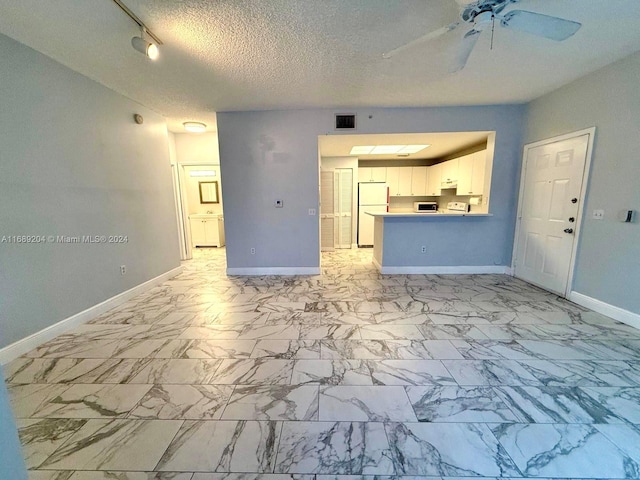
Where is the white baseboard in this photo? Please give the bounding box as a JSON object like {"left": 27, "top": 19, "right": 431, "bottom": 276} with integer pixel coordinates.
{"left": 372, "top": 256, "right": 383, "bottom": 271}
{"left": 227, "top": 267, "right": 321, "bottom": 276}
{"left": 0, "top": 266, "right": 183, "bottom": 365}
{"left": 568, "top": 291, "right": 640, "bottom": 330}
{"left": 375, "top": 265, "right": 511, "bottom": 275}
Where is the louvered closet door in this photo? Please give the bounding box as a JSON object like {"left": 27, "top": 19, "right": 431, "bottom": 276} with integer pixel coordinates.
{"left": 335, "top": 169, "right": 353, "bottom": 249}
{"left": 320, "top": 171, "right": 335, "bottom": 251}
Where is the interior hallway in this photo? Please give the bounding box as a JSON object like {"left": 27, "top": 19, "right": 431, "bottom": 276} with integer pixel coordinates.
{"left": 6, "top": 248, "right": 640, "bottom": 478}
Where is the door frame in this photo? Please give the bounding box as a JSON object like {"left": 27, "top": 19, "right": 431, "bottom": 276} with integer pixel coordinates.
{"left": 512, "top": 127, "right": 596, "bottom": 297}
{"left": 174, "top": 163, "right": 222, "bottom": 260}
{"left": 171, "top": 164, "right": 189, "bottom": 260}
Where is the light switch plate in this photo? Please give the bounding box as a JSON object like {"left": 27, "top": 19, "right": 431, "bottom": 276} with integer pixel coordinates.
{"left": 275, "top": 200, "right": 283, "bottom": 208}
{"left": 593, "top": 209, "right": 604, "bottom": 220}
{"left": 308, "top": 208, "right": 316, "bottom": 215}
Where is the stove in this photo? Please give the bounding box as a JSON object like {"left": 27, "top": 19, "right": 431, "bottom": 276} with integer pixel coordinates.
{"left": 446, "top": 202, "right": 470, "bottom": 213}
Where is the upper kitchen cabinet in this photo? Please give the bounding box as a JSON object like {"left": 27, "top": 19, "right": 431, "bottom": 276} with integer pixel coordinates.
{"left": 471, "top": 151, "right": 487, "bottom": 196}
{"left": 386, "top": 166, "right": 398, "bottom": 195}
{"left": 440, "top": 158, "right": 459, "bottom": 189}
{"left": 410, "top": 167, "right": 428, "bottom": 196}
{"left": 457, "top": 150, "right": 487, "bottom": 196}
{"left": 358, "top": 167, "right": 386, "bottom": 182}
{"left": 387, "top": 166, "right": 413, "bottom": 196}
{"left": 398, "top": 168, "right": 412, "bottom": 196}
{"left": 427, "top": 164, "right": 442, "bottom": 196}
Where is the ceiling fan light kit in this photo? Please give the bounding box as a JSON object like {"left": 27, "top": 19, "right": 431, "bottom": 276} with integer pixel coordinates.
{"left": 383, "top": 0, "right": 582, "bottom": 72}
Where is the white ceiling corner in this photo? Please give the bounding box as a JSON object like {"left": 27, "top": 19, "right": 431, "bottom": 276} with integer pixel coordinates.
{"left": 0, "top": 0, "right": 639, "bottom": 131}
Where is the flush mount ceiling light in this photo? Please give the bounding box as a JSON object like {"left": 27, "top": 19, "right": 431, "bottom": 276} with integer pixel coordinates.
{"left": 112, "top": 0, "right": 163, "bottom": 60}
{"left": 349, "top": 144, "right": 430, "bottom": 155}
{"left": 183, "top": 122, "right": 207, "bottom": 133}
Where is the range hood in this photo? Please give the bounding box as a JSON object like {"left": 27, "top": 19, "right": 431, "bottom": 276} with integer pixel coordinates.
{"left": 441, "top": 180, "right": 457, "bottom": 189}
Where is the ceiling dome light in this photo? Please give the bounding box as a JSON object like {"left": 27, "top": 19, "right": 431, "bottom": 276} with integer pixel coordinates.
{"left": 183, "top": 122, "right": 207, "bottom": 133}
{"left": 131, "top": 36, "right": 159, "bottom": 60}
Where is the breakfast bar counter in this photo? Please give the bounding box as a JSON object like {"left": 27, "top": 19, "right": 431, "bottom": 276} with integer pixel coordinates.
{"left": 367, "top": 212, "right": 492, "bottom": 218}
{"left": 364, "top": 210, "right": 500, "bottom": 274}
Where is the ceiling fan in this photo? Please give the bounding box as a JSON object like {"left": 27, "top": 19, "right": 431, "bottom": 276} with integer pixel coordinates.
{"left": 383, "top": 0, "right": 582, "bottom": 72}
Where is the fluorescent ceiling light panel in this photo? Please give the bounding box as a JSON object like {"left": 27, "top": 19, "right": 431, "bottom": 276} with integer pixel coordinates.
{"left": 371, "top": 145, "right": 404, "bottom": 154}
{"left": 399, "top": 144, "right": 430, "bottom": 154}
{"left": 351, "top": 144, "right": 431, "bottom": 155}
{"left": 350, "top": 146, "right": 375, "bottom": 155}
{"left": 189, "top": 170, "right": 216, "bottom": 177}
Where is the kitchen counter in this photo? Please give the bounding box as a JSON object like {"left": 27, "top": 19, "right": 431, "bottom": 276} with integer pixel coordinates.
{"left": 366, "top": 211, "right": 492, "bottom": 218}
{"left": 367, "top": 211, "right": 500, "bottom": 274}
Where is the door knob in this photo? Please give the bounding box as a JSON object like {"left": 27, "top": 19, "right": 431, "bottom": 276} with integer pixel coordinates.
{"left": 564, "top": 228, "right": 574, "bottom": 234}
{"left": 571, "top": 198, "right": 578, "bottom": 204}
{"left": 568, "top": 217, "right": 575, "bottom": 223}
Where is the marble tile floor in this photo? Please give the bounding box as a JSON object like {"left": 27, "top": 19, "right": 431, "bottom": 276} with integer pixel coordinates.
{"left": 6, "top": 247, "right": 640, "bottom": 479}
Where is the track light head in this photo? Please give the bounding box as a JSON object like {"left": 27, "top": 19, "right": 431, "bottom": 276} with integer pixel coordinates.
{"left": 131, "top": 36, "right": 159, "bottom": 60}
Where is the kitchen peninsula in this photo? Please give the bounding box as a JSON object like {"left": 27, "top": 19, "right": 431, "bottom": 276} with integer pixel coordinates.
{"left": 366, "top": 209, "right": 499, "bottom": 274}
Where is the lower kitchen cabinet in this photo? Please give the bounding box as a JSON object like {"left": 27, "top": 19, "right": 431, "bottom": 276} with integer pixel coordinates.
{"left": 189, "top": 215, "right": 225, "bottom": 247}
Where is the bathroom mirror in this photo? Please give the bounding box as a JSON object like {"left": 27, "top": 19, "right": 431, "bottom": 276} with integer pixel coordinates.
{"left": 199, "top": 181, "right": 219, "bottom": 204}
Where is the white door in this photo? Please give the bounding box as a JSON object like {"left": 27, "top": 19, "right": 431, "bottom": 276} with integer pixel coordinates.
{"left": 335, "top": 169, "right": 353, "bottom": 249}
{"left": 514, "top": 131, "right": 592, "bottom": 295}
{"left": 320, "top": 171, "right": 335, "bottom": 251}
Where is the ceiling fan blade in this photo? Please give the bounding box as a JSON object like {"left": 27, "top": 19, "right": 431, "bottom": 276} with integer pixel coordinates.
{"left": 501, "top": 10, "right": 581, "bottom": 41}
{"left": 383, "top": 22, "right": 459, "bottom": 59}
{"left": 450, "top": 28, "right": 481, "bottom": 73}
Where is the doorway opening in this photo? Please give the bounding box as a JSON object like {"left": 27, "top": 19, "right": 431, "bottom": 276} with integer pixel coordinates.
{"left": 318, "top": 131, "right": 496, "bottom": 265}
{"left": 173, "top": 163, "right": 226, "bottom": 260}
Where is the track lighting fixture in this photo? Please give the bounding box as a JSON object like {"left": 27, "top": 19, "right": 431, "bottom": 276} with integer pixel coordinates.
{"left": 131, "top": 33, "right": 159, "bottom": 60}
{"left": 112, "top": 0, "right": 163, "bottom": 60}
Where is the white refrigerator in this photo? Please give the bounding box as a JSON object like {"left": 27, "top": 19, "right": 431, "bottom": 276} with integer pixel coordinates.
{"left": 358, "top": 182, "right": 389, "bottom": 247}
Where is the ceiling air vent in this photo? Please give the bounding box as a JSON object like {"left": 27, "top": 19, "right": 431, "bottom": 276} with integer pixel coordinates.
{"left": 335, "top": 114, "right": 356, "bottom": 130}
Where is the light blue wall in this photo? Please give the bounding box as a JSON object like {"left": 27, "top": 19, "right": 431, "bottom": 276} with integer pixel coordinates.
{"left": 0, "top": 33, "right": 181, "bottom": 349}
{"left": 0, "top": 368, "right": 27, "bottom": 480}
{"left": 382, "top": 216, "right": 505, "bottom": 266}
{"left": 217, "top": 105, "right": 525, "bottom": 270}
{"left": 525, "top": 52, "right": 640, "bottom": 314}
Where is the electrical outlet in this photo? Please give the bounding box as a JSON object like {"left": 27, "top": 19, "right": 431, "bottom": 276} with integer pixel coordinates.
{"left": 308, "top": 208, "right": 316, "bottom": 216}
{"left": 421, "top": 246, "right": 427, "bottom": 253}
{"left": 593, "top": 209, "right": 604, "bottom": 220}
{"left": 120, "top": 265, "right": 126, "bottom": 275}
{"left": 250, "top": 248, "right": 256, "bottom": 255}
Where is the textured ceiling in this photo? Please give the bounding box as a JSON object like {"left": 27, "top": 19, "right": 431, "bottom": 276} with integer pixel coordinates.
{"left": 1, "top": 0, "right": 640, "bottom": 132}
